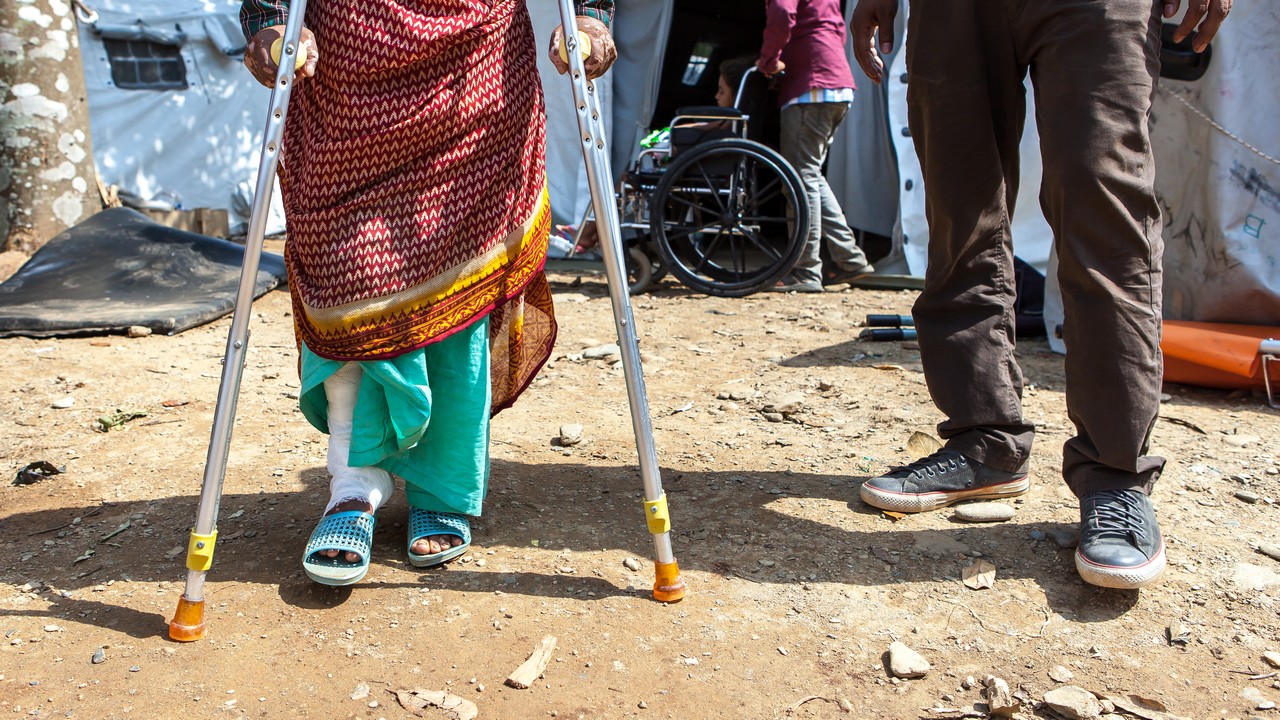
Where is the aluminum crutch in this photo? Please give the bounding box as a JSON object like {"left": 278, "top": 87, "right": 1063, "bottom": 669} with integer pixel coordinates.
{"left": 169, "top": 0, "right": 309, "bottom": 641}
{"left": 555, "top": 1, "right": 685, "bottom": 603}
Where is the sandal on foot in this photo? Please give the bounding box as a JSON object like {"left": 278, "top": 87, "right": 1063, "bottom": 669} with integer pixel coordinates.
{"left": 407, "top": 508, "right": 471, "bottom": 568}
{"left": 823, "top": 263, "right": 876, "bottom": 286}
{"left": 302, "top": 510, "right": 376, "bottom": 586}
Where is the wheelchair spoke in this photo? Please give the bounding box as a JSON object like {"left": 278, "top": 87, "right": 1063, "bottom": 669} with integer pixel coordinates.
{"left": 749, "top": 177, "right": 785, "bottom": 208}
{"left": 665, "top": 191, "right": 719, "bottom": 218}
{"left": 691, "top": 228, "right": 729, "bottom": 275}
{"left": 742, "top": 230, "right": 785, "bottom": 262}
{"left": 728, "top": 230, "right": 744, "bottom": 278}
{"left": 692, "top": 162, "right": 729, "bottom": 215}
{"left": 664, "top": 219, "right": 722, "bottom": 244}
{"left": 726, "top": 162, "right": 745, "bottom": 214}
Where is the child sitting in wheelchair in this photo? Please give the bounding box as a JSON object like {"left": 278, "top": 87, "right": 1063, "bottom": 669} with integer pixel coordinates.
{"left": 562, "top": 55, "right": 757, "bottom": 254}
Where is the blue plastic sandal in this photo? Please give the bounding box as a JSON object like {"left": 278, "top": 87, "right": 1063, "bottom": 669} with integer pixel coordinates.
{"left": 407, "top": 508, "right": 471, "bottom": 567}
{"left": 302, "top": 510, "right": 376, "bottom": 586}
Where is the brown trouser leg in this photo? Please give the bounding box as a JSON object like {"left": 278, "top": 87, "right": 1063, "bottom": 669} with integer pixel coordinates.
{"left": 905, "top": 0, "right": 1165, "bottom": 497}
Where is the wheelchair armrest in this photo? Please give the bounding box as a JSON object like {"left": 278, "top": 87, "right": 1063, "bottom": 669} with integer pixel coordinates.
{"left": 674, "top": 106, "right": 744, "bottom": 119}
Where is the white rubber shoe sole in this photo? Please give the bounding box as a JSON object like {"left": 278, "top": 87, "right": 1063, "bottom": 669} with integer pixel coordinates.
{"left": 1075, "top": 542, "right": 1166, "bottom": 589}
{"left": 859, "top": 477, "right": 1031, "bottom": 513}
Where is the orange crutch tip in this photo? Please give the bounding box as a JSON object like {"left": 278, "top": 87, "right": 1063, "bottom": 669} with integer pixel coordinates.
{"left": 168, "top": 596, "right": 207, "bottom": 642}
{"left": 652, "top": 560, "right": 686, "bottom": 602}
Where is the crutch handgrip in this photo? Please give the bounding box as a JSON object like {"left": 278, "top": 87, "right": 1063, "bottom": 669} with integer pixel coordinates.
{"left": 557, "top": 29, "right": 591, "bottom": 64}
{"left": 270, "top": 37, "right": 309, "bottom": 71}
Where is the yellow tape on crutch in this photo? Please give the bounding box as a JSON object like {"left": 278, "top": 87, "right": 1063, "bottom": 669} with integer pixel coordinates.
{"left": 185, "top": 529, "right": 218, "bottom": 571}
{"left": 643, "top": 495, "right": 671, "bottom": 535}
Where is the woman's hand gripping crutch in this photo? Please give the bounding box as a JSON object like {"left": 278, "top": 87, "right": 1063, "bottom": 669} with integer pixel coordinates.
{"left": 549, "top": 3, "right": 685, "bottom": 603}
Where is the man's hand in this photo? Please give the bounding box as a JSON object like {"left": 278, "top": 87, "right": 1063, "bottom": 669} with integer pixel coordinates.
{"left": 244, "top": 25, "right": 318, "bottom": 88}
{"left": 1166, "top": 0, "right": 1231, "bottom": 52}
{"left": 851, "top": 0, "right": 898, "bottom": 85}
{"left": 756, "top": 58, "right": 785, "bottom": 77}
{"left": 549, "top": 16, "right": 617, "bottom": 80}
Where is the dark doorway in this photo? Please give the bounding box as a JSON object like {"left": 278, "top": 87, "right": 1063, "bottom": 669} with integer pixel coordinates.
{"left": 651, "top": 1, "right": 768, "bottom": 128}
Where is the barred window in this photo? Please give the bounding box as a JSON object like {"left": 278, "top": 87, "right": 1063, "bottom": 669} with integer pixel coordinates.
{"left": 104, "top": 39, "right": 188, "bottom": 91}
{"left": 681, "top": 41, "right": 716, "bottom": 87}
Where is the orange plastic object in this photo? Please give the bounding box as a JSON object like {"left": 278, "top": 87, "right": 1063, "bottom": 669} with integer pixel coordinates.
{"left": 652, "top": 560, "right": 686, "bottom": 602}
{"left": 168, "top": 596, "right": 207, "bottom": 642}
{"left": 1162, "top": 320, "right": 1278, "bottom": 389}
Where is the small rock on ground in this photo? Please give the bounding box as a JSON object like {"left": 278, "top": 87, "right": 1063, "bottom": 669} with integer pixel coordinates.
{"left": 1050, "top": 527, "right": 1080, "bottom": 549}
{"left": 1233, "top": 563, "right": 1280, "bottom": 591}
{"left": 1043, "top": 685, "right": 1103, "bottom": 720}
{"left": 763, "top": 391, "right": 805, "bottom": 416}
{"left": 952, "top": 502, "right": 1015, "bottom": 523}
{"left": 887, "top": 641, "right": 930, "bottom": 678}
{"left": 1263, "top": 651, "right": 1280, "bottom": 669}
{"left": 1257, "top": 544, "right": 1280, "bottom": 562}
{"left": 1048, "top": 665, "right": 1074, "bottom": 683}
{"left": 583, "top": 343, "right": 620, "bottom": 359}
{"left": 558, "top": 424, "right": 584, "bottom": 446}
{"left": 984, "top": 676, "right": 1018, "bottom": 717}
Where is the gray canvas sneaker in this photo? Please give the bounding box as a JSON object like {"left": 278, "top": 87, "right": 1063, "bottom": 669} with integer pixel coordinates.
{"left": 1075, "top": 489, "right": 1166, "bottom": 589}
{"left": 859, "top": 448, "right": 1030, "bottom": 513}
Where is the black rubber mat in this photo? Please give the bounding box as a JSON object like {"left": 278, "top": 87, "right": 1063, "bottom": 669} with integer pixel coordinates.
{"left": 0, "top": 208, "right": 286, "bottom": 337}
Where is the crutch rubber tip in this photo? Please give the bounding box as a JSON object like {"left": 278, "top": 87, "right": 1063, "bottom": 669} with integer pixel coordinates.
{"left": 168, "top": 596, "right": 207, "bottom": 642}
{"left": 652, "top": 560, "right": 686, "bottom": 603}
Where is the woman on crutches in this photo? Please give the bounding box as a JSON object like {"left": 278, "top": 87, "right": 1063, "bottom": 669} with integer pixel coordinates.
{"left": 238, "top": 0, "right": 617, "bottom": 585}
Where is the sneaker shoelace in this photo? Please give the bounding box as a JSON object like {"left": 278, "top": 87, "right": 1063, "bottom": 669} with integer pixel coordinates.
{"left": 895, "top": 450, "right": 966, "bottom": 478}
{"left": 1086, "top": 490, "right": 1148, "bottom": 542}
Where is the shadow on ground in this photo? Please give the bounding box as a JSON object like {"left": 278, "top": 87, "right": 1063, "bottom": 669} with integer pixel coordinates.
{"left": 2, "top": 457, "right": 1141, "bottom": 640}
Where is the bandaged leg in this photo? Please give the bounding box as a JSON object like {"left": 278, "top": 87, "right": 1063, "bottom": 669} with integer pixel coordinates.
{"left": 323, "top": 362, "right": 394, "bottom": 515}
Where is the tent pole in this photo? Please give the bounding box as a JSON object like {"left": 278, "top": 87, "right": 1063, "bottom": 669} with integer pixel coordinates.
{"left": 554, "top": 0, "right": 685, "bottom": 603}
{"left": 168, "top": 0, "right": 310, "bottom": 641}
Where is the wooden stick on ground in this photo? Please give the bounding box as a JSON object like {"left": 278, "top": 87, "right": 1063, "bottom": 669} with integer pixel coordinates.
{"left": 505, "top": 635, "right": 558, "bottom": 689}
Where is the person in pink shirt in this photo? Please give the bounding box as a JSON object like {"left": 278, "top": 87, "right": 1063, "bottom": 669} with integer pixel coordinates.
{"left": 759, "top": 0, "right": 874, "bottom": 293}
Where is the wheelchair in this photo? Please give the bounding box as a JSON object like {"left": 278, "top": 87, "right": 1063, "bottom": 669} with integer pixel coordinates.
{"left": 573, "top": 68, "right": 810, "bottom": 297}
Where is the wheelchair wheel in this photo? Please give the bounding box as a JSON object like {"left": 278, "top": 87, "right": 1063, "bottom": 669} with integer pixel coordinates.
{"left": 626, "top": 246, "right": 654, "bottom": 295}
{"left": 638, "top": 238, "right": 669, "bottom": 286}
{"left": 650, "top": 138, "right": 808, "bottom": 297}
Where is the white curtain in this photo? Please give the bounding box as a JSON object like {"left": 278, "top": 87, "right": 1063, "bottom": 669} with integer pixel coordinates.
{"left": 529, "top": 0, "right": 672, "bottom": 228}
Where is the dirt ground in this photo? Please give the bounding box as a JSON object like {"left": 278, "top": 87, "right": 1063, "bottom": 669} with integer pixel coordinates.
{"left": 2, "top": 265, "right": 1279, "bottom": 720}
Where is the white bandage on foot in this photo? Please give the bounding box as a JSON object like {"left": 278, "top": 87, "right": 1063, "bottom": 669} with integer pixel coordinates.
{"left": 322, "top": 363, "right": 394, "bottom": 515}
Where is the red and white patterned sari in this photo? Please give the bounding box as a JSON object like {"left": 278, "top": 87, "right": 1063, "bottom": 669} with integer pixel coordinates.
{"left": 280, "top": 0, "right": 554, "bottom": 412}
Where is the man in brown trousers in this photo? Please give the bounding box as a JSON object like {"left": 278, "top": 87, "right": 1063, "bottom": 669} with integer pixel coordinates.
{"left": 850, "top": 0, "right": 1230, "bottom": 588}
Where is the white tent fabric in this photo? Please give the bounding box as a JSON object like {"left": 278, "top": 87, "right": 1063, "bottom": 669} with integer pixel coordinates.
{"left": 1153, "top": 2, "right": 1280, "bottom": 326}
{"left": 77, "top": 0, "right": 285, "bottom": 235}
